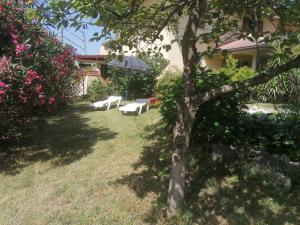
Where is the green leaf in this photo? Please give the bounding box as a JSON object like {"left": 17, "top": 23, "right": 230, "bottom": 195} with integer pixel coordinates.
{"left": 62, "top": 20, "right": 69, "bottom": 28}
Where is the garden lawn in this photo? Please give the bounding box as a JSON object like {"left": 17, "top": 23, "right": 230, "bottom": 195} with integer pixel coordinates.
{"left": 0, "top": 101, "right": 299, "bottom": 225}
{"left": 0, "top": 102, "right": 161, "bottom": 225}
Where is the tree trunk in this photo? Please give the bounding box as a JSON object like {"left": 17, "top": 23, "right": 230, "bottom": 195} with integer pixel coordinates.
{"left": 167, "top": 104, "right": 187, "bottom": 215}
{"left": 167, "top": 2, "right": 204, "bottom": 216}
{"left": 167, "top": 99, "right": 197, "bottom": 216}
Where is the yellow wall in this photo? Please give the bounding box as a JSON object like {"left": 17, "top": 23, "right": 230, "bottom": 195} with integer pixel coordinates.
{"left": 202, "top": 56, "right": 223, "bottom": 70}
{"left": 143, "top": 0, "right": 156, "bottom": 6}
{"left": 262, "top": 17, "right": 279, "bottom": 33}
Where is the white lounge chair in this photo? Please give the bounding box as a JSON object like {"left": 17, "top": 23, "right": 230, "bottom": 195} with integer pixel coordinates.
{"left": 119, "top": 98, "right": 151, "bottom": 115}
{"left": 90, "top": 96, "right": 122, "bottom": 110}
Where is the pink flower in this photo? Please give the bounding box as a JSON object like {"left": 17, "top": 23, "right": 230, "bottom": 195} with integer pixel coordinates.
{"left": 35, "top": 84, "right": 43, "bottom": 93}
{"left": 48, "top": 96, "right": 56, "bottom": 105}
{"left": 0, "top": 81, "right": 10, "bottom": 90}
{"left": 39, "top": 93, "right": 45, "bottom": 104}
{"left": 0, "top": 56, "right": 10, "bottom": 73}
{"left": 0, "top": 82, "right": 6, "bottom": 88}
{"left": 25, "top": 70, "right": 40, "bottom": 84}
{"left": 18, "top": 90, "right": 28, "bottom": 104}
{"left": 54, "top": 54, "right": 66, "bottom": 64}
{"left": 24, "top": 77, "right": 33, "bottom": 85}
{"left": 11, "top": 34, "right": 19, "bottom": 45}
{"left": 0, "top": 90, "right": 5, "bottom": 103}
{"left": 16, "top": 43, "right": 29, "bottom": 57}
{"left": 27, "top": 70, "right": 39, "bottom": 78}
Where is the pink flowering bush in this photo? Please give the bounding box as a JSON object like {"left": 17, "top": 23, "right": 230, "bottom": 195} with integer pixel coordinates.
{"left": 0, "top": 1, "right": 82, "bottom": 141}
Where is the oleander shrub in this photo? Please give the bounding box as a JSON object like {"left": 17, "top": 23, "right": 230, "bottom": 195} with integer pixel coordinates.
{"left": 0, "top": 1, "right": 82, "bottom": 141}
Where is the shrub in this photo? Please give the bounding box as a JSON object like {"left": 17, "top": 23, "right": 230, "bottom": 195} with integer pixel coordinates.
{"left": 156, "top": 70, "right": 183, "bottom": 125}
{"left": 158, "top": 58, "right": 299, "bottom": 161}
{"left": 0, "top": 2, "right": 82, "bottom": 141}
{"left": 157, "top": 67, "right": 247, "bottom": 142}
{"left": 157, "top": 57, "right": 250, "bottom": 132}
{"left": 106, "top": 55, "right": 168, "bottom": 100}
{"left": 87, "top": 79, "right": 109, "bottom": 102}
{"left": 238, "top": 113, "right": 300, "bottom": 161}
{"left": 211, "top": 55, "right": 256, "bottom": 82}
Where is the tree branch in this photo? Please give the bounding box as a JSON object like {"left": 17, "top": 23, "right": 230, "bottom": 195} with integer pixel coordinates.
{"left": 199, "top": 54, "right": 300, "bottom": 103}
{"left": 149, "top": 2, "right": 187, "bottom": 43}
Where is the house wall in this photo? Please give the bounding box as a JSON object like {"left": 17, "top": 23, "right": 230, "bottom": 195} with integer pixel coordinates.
{"left": 262, "top": 18, "right": 279, "bottom": 33}
{"left": 143, "top": 0, "right": 156, "bottom": 6}
{"left": 83, "top": 76, "right": 98, "bottom": 95}
{"left": 202, "top": 56, "right": 223, "bottom": 70}
{"left": 118, "top": 24, "right": 184, "bottom": 71}
{"left": 99, "top": 45, "right": 109, "bottom": 55}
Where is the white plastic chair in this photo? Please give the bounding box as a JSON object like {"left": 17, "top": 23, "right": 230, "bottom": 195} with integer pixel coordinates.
{"left": 90, "top": 96, "right": 122, "bottom": 110}
{"left": 119, "top": 98, "right": 150, "bottom": 115}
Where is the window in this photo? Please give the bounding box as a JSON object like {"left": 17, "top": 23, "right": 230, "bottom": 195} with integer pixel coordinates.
{"left": 243, "top": 17, "right": 253, "bottom": 31}
{"left": 241, "top": 61, "right": 251, "bottom": 67}
{"left": 258, "top": 21, "right": 264, "bottom": 33}
{"left": 242, "top": 17, "right": 263, "bottom": 33}
{"left": 238, "top": 60, "right": 251, "bottom": 68}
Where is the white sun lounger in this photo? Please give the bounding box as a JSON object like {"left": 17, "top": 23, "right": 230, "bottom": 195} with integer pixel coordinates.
{"left": 90, "top": 96, "right": 122, "bottom": 110}
{"left": 119, "top": 98, "right": 151, "bottom": 115}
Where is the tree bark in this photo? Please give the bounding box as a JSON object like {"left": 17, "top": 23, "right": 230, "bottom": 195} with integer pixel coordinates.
{"left": 167, "top": 103, "right": 187, "bottom": 215}
{"left": 167, "top": 1, "right": 204, "bottom": 216}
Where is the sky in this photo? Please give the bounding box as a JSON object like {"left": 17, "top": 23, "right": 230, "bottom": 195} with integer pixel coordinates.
{"left": 50, "top": 25, "right": 106, "bottom": 55}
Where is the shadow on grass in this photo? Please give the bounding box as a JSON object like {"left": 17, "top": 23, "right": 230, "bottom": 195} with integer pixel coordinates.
{"left": 185, "top": 149, "right": 300, "bottom": 225}
{"left": 113, "top": 120, "right": 300, "bottom": 225}
{"left": 112, "top": 120, "right": 171, "bottom": 223}
{"left": 0, "top": 103, "right": 118, "bottom": 175}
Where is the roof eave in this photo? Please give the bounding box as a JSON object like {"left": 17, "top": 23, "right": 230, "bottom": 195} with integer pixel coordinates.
{"left": 218, "top": 44, "right": 268, "bottom": 53}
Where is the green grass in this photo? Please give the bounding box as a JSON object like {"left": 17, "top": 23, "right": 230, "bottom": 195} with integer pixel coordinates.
{"left": 0, "top": 102, "right": 162, "bottom": 225}
{"left": 0, "top": 101, "right": 299, "bottom": 225}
